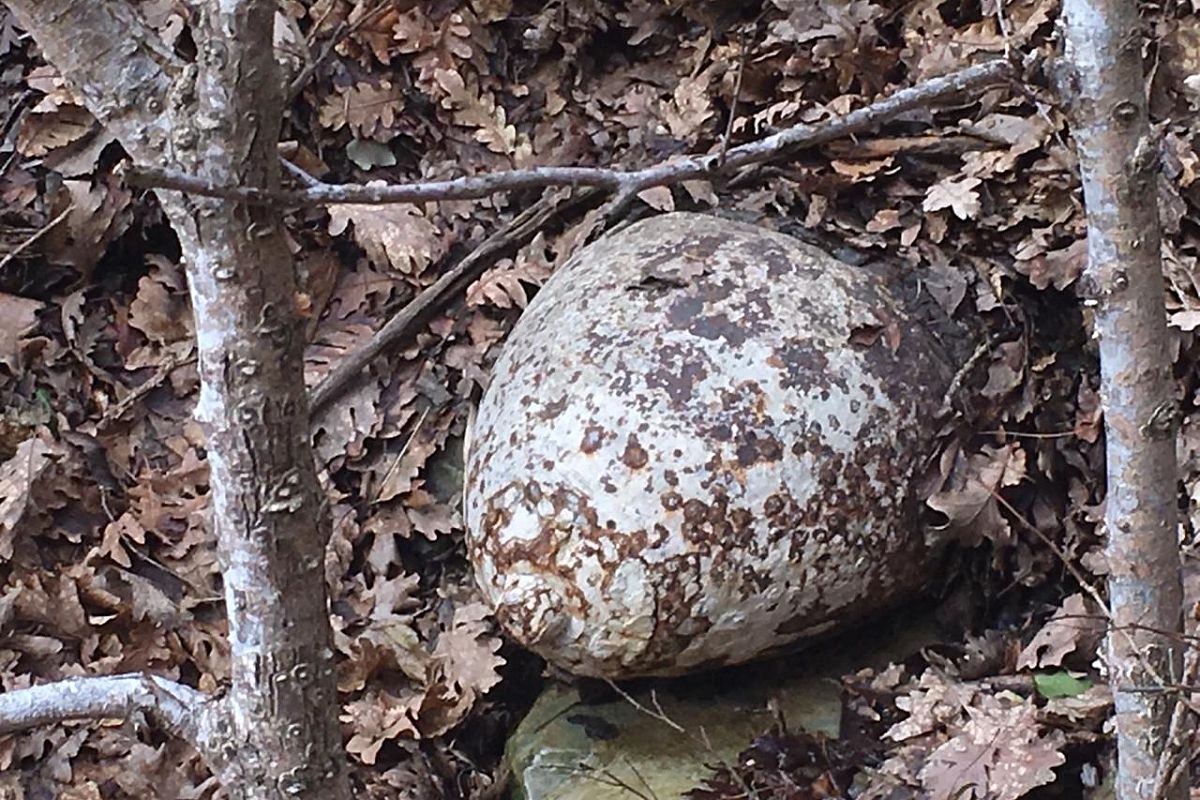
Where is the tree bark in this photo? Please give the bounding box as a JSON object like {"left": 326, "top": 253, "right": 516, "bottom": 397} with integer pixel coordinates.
{"left": 3, "top": 1, "right": 351, "bottom": 797}
{"left": 1061, "top": 2, "right": 1188, "bottom": 798}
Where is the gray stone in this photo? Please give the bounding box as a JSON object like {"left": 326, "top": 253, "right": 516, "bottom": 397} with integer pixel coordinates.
{"left": 506, "top": 611, "right": 942, "bottom": 800}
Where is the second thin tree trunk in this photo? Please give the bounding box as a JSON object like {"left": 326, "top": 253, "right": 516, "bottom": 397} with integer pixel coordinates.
{"left": 1061, "top": 1, "right": 1187, "bottom": 797}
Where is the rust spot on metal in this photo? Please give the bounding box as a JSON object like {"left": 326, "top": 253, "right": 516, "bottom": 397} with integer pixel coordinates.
{"left": 691, "top": 235, "right": 724, "bottom": 259}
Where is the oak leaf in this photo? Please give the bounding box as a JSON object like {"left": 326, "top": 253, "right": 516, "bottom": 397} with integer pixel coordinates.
{"left": 0, "top": 437, "right": 61, "bottom": 560}
{"left": 924, "top": 175, "right": 982, "bottom": 220}
{"left": 15, "top": 105, "right": 95, "bottom": 157}
{"left": 466, "top": 233, "right": 554, "bottom": 308}
{"left": 0, "top": 293, "right": 41, "bottom": 371}
{"left": 926, "top": 443, "right": 1026, "bottom": 546}
{"left": 434, "top": 69, "right": 532, "bottom": 162}
{"left": 344, "top": 691, "right": 421, "bottom": 764}
{"left": 920, "top": 695, "right": 1064, "bottom": 800}
{"left": 328, "top": 200, "right": 443, "bottom": 276}
{"left": 318, "top": 81, "right": 406, "bottom": 141}
{"left": 1016, "top": 593, "right": 1104, "bottom": 670}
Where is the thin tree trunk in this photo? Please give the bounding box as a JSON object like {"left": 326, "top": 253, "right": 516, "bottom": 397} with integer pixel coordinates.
{"left": 1061, "top": 2, "right": 1188, "bottom": 797}
{"left": 3, "top": 2, "right": 350, "bottom": 797}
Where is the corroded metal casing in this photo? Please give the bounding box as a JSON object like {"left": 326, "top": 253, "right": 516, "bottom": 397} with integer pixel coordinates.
{"left": 465, "top": 212, "right": 953, "bottom": 678}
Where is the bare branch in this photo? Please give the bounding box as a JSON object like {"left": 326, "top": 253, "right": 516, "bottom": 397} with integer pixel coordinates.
{"left": 1153, "top": 642, "right": 1200, "bottom": 800}
{"left": 124, "top": 162, "right": 640, "bottom": 203}
{"left": 127, "top": 58, "right": 1016, "bottom": 206}
{"left": 0, "top": 673, "right": 207, "bottom": 744}
{"left": 604, "top": 681, "right": 685, "bottom": 733}
{"left": 0, "top": 203, "right": 72, "bottom": 274}
{"left": 310, "top": 189, "right": 599, "bottom": 411}
{"left": 301, "top": 57, "right": 1017, "bottom": 413}
{"left": 717, "top": 31, "right": 749, "bottom": 168}
{"left": 286, "top": 0, "right": 394, "bottom": 104}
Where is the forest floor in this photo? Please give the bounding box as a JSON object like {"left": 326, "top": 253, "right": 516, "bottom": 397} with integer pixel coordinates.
{"left": 3, "top": 0, "right": 1200, "bottom": 798}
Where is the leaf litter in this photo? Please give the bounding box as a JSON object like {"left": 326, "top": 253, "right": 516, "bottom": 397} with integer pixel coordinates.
{"left": 3, "top": 0, "right": 1200, "bottom": 796}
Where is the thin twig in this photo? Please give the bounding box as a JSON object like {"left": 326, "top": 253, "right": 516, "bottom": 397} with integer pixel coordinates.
{"left": 286, "top": 0, "right": 394, "bottom": 103}
{"left": 599, "top": 187, "right": 639, "bottom": 229}
{"left": 367, "top": 405, "right": 430, "bottom": 503}
{"left": 718, "top": 32, "right": 749, "bottom": 168}
{"left": 1151, "top": 643, "right": 1199, "bottom": 799}
{"left": 604, "top": 681, "right": 685, "bottom": 733}
{"left": 979, "top": 429, "right": 1077, "bottom": 439}
{"left": 621, "top": 757, "right": 659, "bottom": 800}
{"left": 309, "top": 188, "right": 600, "bottom": 411}
{"left": 940, "top": 337, "right": 991, "bottom": 415}
{"left": 97, "top": 353, "right": 196, "bottom": 432}
{"left": 129, "top": 59, "right": 1017, "bottom": 207}
{"left": 993, "top": 0, "right": 1012, "bottom": 55}
{"left": 604, "top": 681, "right": 761, "bottom": 799}
{"left": 556, "top": 763, "right": 658, "bottom": 800}
{"left": 0, "top": 90, "right": 34, "bottom": 178}
{"left": 992, "top": 492, "right": 1110, "bottom": 623}
{"left": 993, "top": 490, "right": 1195, "bottom": 720}
{"left": 0, "top": 204, "right": 72, "bottom": 274}
{"left": 281, "top": 157, "right": 323, "bottom": 187}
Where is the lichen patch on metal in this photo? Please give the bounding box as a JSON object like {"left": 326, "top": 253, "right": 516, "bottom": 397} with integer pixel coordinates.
{"left": 465, "top": 212, "right": 954, "bottom": 678}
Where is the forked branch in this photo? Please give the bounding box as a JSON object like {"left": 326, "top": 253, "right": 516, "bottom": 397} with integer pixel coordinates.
{"left": 127, "top": 58, "right": 1018, "bottom": 207}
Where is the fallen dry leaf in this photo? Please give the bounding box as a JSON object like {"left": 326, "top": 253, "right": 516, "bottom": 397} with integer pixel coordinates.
{"left": 926, "top": 443, "right": 1026, "bottom": 546}
{"left": 1016, "top": 593, "right": 1105, "bottom": 670}
{"left": 0, "top": 292, "right": 42, "bottom": 371}
{"left": 920, "top": 695, "right": 1065, "bottom": 800}
{"left": 328, "top": 200, "right": 444, "bottom": 277}
{"left": 0, "top": 437, "right": 57, "bottom": 560}
{"left": 924, "top": 175, "right": 983, "bottom": 220}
